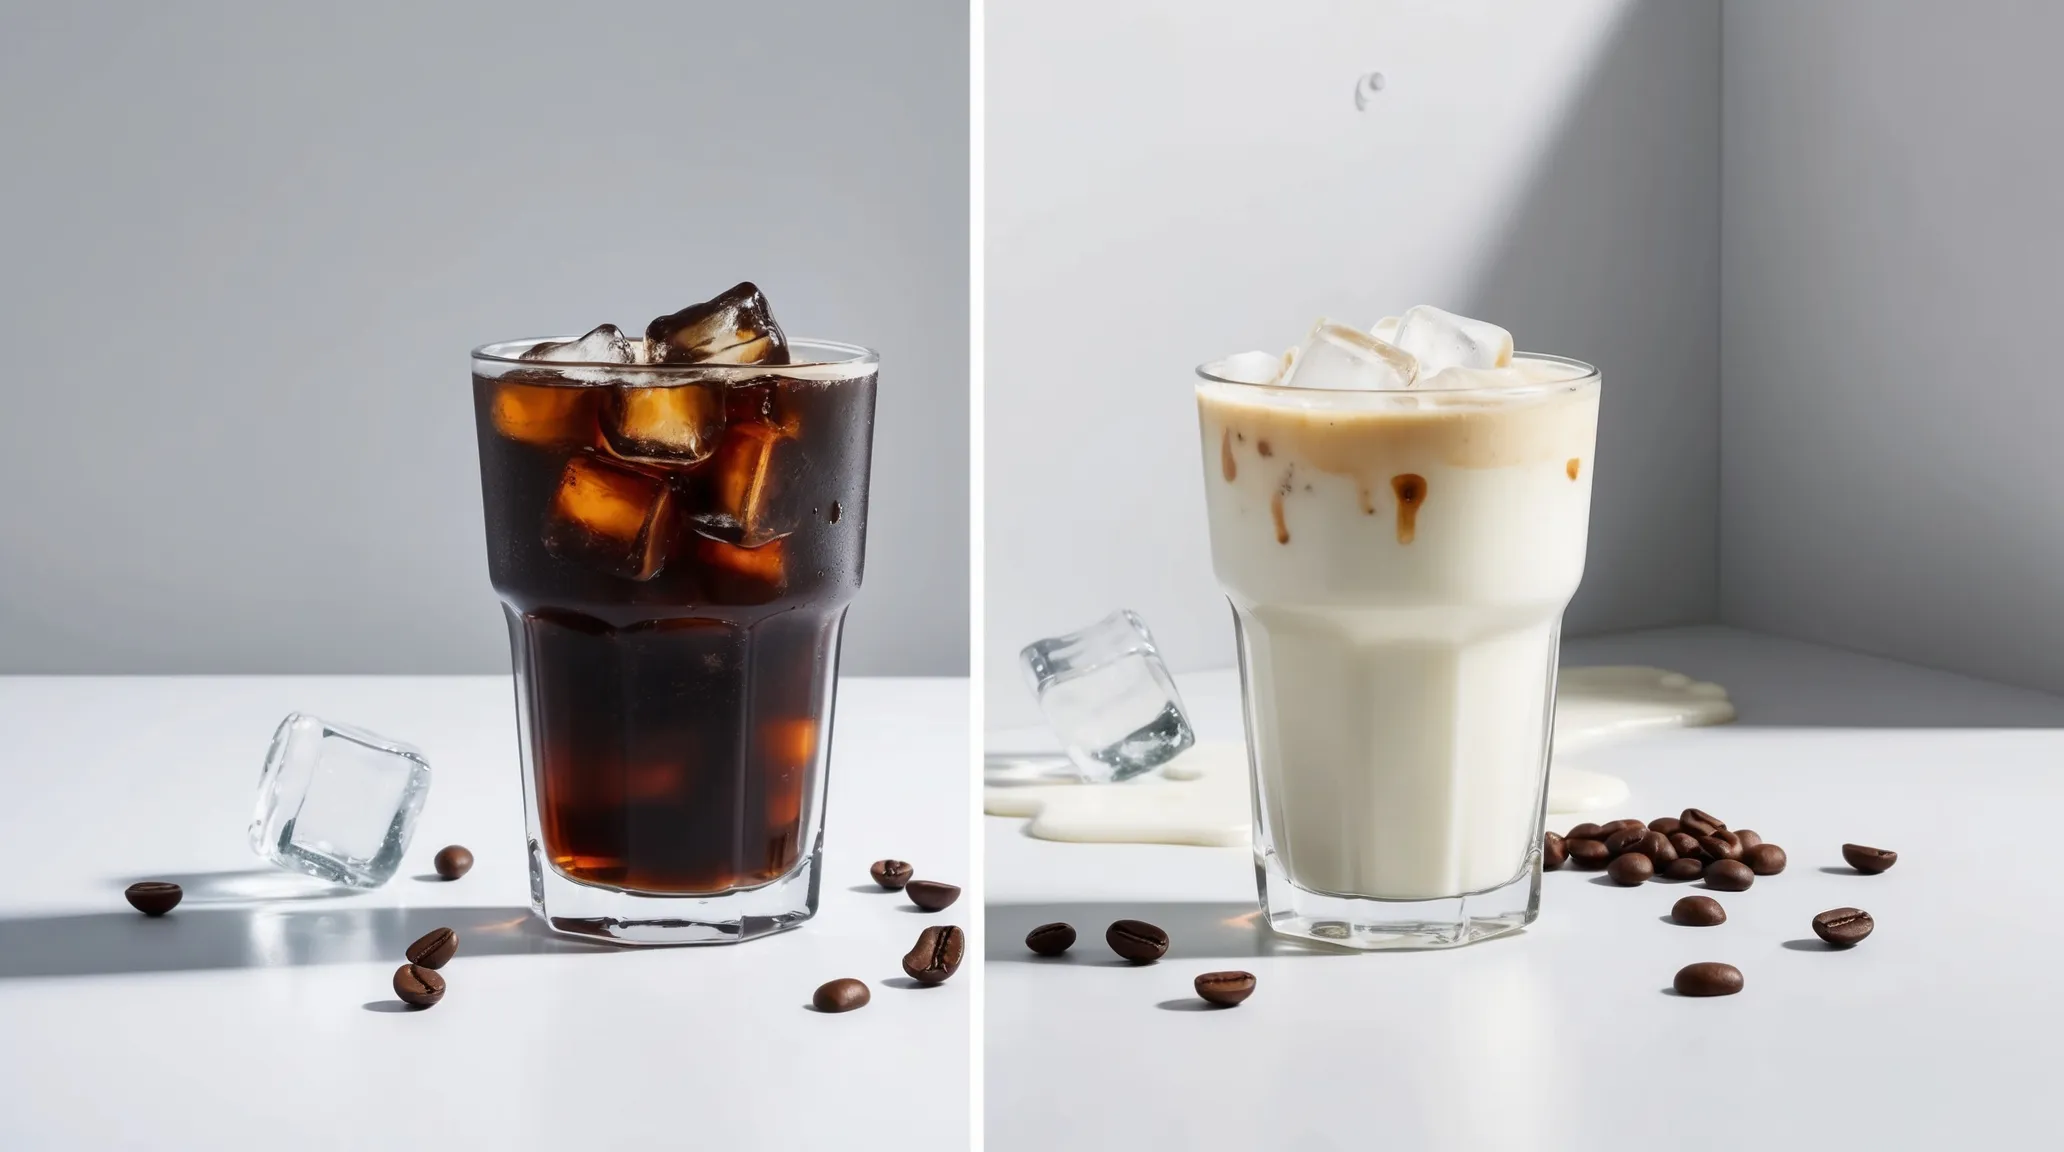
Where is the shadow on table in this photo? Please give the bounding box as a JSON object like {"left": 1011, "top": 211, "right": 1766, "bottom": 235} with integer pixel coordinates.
{"left": 116, "top": 868, "right": 356, "bottom": 905}
{"left": 0, "top": 904, "right": 611, "bottom": 980}
{"left": 985, "top": 901, "right": 1357, "bottom": 963}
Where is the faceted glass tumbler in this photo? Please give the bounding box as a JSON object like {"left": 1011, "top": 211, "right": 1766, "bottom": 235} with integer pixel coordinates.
{"left": 1020, "top": 609, "right": 1196, "bottom": 782}
{"left": 250, "top": 713, "right": 432, "bottom": 889}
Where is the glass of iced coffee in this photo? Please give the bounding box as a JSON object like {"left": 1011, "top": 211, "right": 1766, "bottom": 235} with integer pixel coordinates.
{"left": 471, "top": 284, "right": 876, "bottom": 944}
{"left": 1196, "top": 306, "right": 1599, "bottom": 949}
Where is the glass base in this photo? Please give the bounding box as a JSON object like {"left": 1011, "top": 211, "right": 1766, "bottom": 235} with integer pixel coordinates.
{"left": 527, "top": 837, "right": 822, "bottom": 946}
{"left": 1256, "top": 850, "right": 1540, "bottom": 951}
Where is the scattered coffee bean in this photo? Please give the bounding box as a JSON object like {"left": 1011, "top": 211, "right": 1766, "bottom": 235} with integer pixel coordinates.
{"left": 1696, "top": 835, "right": 1741, "bottom": 863}
{"left": 1811, "top": 907, "right": 1874, "bottom": 947}
{"left": 433, "top": 846, "right": 473, "bottom": 880}
{"left": 1194, "top": 970, "right": 1257, "bottom": 1007}
{"left": 1607, "top": 853, "right": 1653, "bottom": 886}
{"left": 1605, "top": 827, "right": 1648, "bottom": 856}
{"left": 393, "top": 963, "right": 445, "bottom": 1008}
{"left": 1567, "top": 839, "right": 1611, "bottom": 869}
{"left": 124, "top": 881, "right": 182, "bottom": 917}
{"left": 1670, "top": 832, "right": 1702, "bottom": 858}
{"left": 1671, "top": 895, "right": 1726, "bottom": 926}
{"left": 1107, "top": 919, "right": 1170, "bottom": 963}
{"left": 1649, "top": 816, "right": 1682, "bottom": 835}
{"left": 1663, "top": 857, "right": 1707, "bottom": 881}
{"left": 405, "top": 926, "right": 458, "bottom": 970}
{"left": 905, "top": 880, "right": 960, "bottom": 912}
{"left": 903, "top": 925, "right": 966, "bottom": 985}
{"left": 1734, "top": 828, "right": 1763, "bottom": 851}
{"left": 812, "top": 978, "right": 870, "bottom": 1012}
{"left": 1842, "top": 844, "right": 1897, "bottom": 874}
{"left": 869, "top": 859, "right": 914, "bottom": 890}
{"left": 1743, "top": 843, "right": 1787, "bottom": 876}
{"left": 1607, "top": 818, "right": 1648, "bottom": 835}
{"left": 1634, "top": 831, "right": 1676, "bottom": 864}
{"left": 1680, "top": 808, "right": 1726, "bottom": 837}
{"left": 1567, "top": 822, "right": 1605, "bottom": 841}
{"left": 1673, "top": 961, "right": 1744, "bottom": 997}
{"left": 1704, "top": 859, "right": 1754, "bottom": 891}
{"left": 1542, "top": 831, "right": 1567, "bottom": 871}
{"left": 1025, "top": 922, "right": 1077, "bottom": 955}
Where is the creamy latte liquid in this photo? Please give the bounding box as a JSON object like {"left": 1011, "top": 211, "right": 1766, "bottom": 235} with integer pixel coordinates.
{"left": 1197, "top": 357, "right": 1600, "bottom": 900}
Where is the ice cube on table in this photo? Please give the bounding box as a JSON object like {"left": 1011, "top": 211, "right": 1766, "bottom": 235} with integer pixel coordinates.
{"left": 1390, "top": 305, "right": 1513, "bottom": 372}
{"left": 542, "top": 452, "right": 675, "bottom": 580}
{"left": 489, "top": 379, "right": 602, "bottom": 448}
{"left": 1280, "top": 319, "right": 1418, "bottom": 391}
{"left": 250, "top": 714, "right": 431, "bottom": 889}
{"left": 646, "top": 281, "right": 789, "bottom": 365}
{"left": 1208, "top": 349, "right": 1291, "bottom": 385}
{"left": 1019, "top": 609, "right": 1196, "bottom": 783}
{"left": 689, "top": 420, "right": 801, "bottom": 547}
{"left": 604, "top": 380, "right": 725, "bottom": 465}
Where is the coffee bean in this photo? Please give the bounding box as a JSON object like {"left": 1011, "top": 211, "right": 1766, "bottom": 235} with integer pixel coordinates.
{"left": 1107, "top": 919, "right": 1170, "bottom": 963}
{"left": 1842, "top": 844, "right": 1897, "bottom": 874}
{"left": 393, "top": 963, "right": 445, "bottom": 1008}
{"left": 1696, "top": 835, "right": 1741, "bottom": 863}
{"left": 869, "top": 859, "right": 913, "bottom": 890}
{"left": 1542, "top": 831, "right": 1567, "bottom": 871}
{"left": 1567, "top": 822, "right": 1605, "bottom": 841}
{"left": 1605, "top": 827, "right": 1647, "bottom": 856}
{"left": 1194, "top": 970, "right": 1256, "bottom": 1007}
{"left": 903, "top": 925, "right": 966, "bottom": 985}
{"left": 812, "top": 978, "right": 870, "bottom": 1012}
{"left": 1649, "top": 816, "right": 1682, "bottom": 835}
{"left": 1606, "top": 853, "right": 1653, "bottom": 886}
{"left": 1663, "top": 857, "right": 1706, "bottom": 881}
{"left": 1680, "top": 808, "right": 1726, "bottom": 837}
{"left": 1734, "top": 828, "right": 1763, "bottom": 851}
{"left": 124, "top": 881, "right": 182, "bottom": 917}
{"left": 905, "top": 880, "right": 960, "bottom": 912}
{"left": 1567, "top": 839, "right": 1611, "bottom": 869}
{"left": 1607, "top": 818, "right": 1648, "bottom": 835}
{"left": 405, "top": 926, "right": 458, "bottom": 970}
{"left": 1025, "top": 922, "right": 1077, "bottom": 955}
{"left": 1670, "top": 832, "right": 1702, "bottom": 858}
{"left": 1634, "top": 831, "right": 1675, "bottom": 864}
{"left": 1673, "top": 961, "right": 1744, "bottom": 997}
{"left": 1743, "top": 843, "right": 1787, "bottom": 876}
{"left": 1811, "top": 907, "right": 1874, "bottom": 947}
{"left": 433, "top": 845, "right": 473, "bottom": 880}
{"left": 1671, "top": 895, "right": 1726, "bottom": 926}
{"left": 1704, "top": 859, "right": 1754, "bottom": 891}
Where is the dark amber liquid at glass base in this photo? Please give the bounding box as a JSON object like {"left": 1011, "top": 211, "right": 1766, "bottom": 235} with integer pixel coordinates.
{"left": 472, "top": 369, "right": 875, "bottom": 894}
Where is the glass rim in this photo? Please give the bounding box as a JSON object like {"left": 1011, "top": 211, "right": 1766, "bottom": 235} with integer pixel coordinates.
{"left": 471, "top": 336, "right": 878, "bottom": 372}
{"left": 1195, "top": 350, "right": 1599, "bottom": 398}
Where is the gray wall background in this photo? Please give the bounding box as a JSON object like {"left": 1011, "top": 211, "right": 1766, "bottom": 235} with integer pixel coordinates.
{"left": 985, "top": 0, "right": 1720, "bottom": 724}
{"left": 0, "top": 1, "right": 969, "bottom": 675}
{"left": 1720, "top": 0, "right": 2064, "bottom": 694}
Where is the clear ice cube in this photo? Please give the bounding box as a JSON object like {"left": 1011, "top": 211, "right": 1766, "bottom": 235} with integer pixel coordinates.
{"left": 1389, "top": 305, "right": 1513, "bottom": 372}
{"left": 1370, "top": 315, "right": 1401, "bottom": 343}
{"left": 250, "top": 714, "right": 431, "bottom": 889}
{"left": 603, "top": 380, "right": 726, "bottom": 465}
{"left": 1280, "top": 319, "right": 1418, "bottom": 391}
{"left": 489, "top": 379, "right": 602, "bottom": 448}
{"left": 520, "top": 323, "right": 644, "bottom": 385}
{"left": 1208, "top": 349, "right": 1291, "bottom": 385}
{"left": 542, "top": 451, "right": 675, "bottom": 580}
{"left": 1019, "top": 609, "right": 1196, "bottom": 783}
{"left": 645, "top": 282, "right": 789, "bottom": 366}
{"left": 689, "top": 420, "right": 802, "bottom": 547}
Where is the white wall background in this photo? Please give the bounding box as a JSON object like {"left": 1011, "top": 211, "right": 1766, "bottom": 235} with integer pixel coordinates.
{"left": 986, "top": 0, "right": 1721, "bottom": 723}
{"left": 0, "top": 0, "right": 969, "bottom": 676}
{"left": 1720, "top": 0, "right": 2064, "bottom": 693}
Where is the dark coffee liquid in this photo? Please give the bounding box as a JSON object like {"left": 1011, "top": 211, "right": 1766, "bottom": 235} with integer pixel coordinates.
{"left": 473, "top": 367, "right": 875, "bottom": 894}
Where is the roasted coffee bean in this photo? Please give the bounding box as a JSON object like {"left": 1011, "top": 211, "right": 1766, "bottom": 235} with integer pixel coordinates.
{"left": 1634, "top": 831, "right": 1675, "bottom": 864}
{"left": 1567, "top": 822, "right": 1605, "bottom": 841}
{"left": 1811, "top": 907, "right": 1874, "bottom": 947}
{"left": 812, "top": 978, "right": 870, "bottom": 1012}
{"left": 1680, "top": 808, "right": 1726, "bottom": 837}
{"left": 1607, "top": 818, "right": 1648, "bottom": 835}
{"left": 1670, "top": 832, "right": 1703, "bottom": 858}
{"left": 1743, "top": 843, "right": 1787, "bottom": 876}
{"left": 393, "top": 963, "right": 445, "bottom": 1008}
{"left": 1543, "top": 831, "right": 1567, "bottom": 871}
{"left": 1194, "top": 970, "right": 1256, "bottom": 1007}
{"left": 1663, "top": 857, "right": 1707, "bottom": 881}
{"left": 1606, "top": 852, "right": 1653, "bottom": 886}
{"left": 1567, "top": 839, "right": 1611, "bottom": 869}
{"left": 903, "top": 925, "right": 966, "bottom": 985}
{"left": 405, "top": 926, "right": 458, "bottom": 970}
{"left": 1107, "top": 919, "right": 1170, "bottom": 963}
{"left": 124, "top": 881, "right": 182, "bottom": 917}
{"left": 433, "top": 845, "right": 473, "bottom": 880}
{"left": 1696, "top": 835, "right": 1741, "bottom": 863}
{"left": 1649, "top": 816, "right": 1682, "bottom": 835}
{"left": 1734, "top": 828, "right": 1763, "bottom": 851}
{"left": 1842, "top": 844, "right": 1897, "bottom": 874}
{"left": 905, "top": 880, "right": 961, "bottom": 912}
{"left": 1605, "top": 827, "right": 1648, "bottom": 856}
{"left": 1671, "top": 895, "right": 1727, "bottom": 926}
{"left": 1026, "top": 922, "right": 1077, "bottom": 955}
{"left": 1673, "top": 962, "right": 1744, "bottom": 997}
{"left": 869, "top": 859, "right": 914, "bottom": 890}
{"left": 1704, "top": 859, "right": 1754, "bottom": 891}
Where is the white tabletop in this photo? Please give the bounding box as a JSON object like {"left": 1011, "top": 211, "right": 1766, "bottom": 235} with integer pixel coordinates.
{"left": 986, "top": 626, "right": 2064, "bottom": 1150}
{"left": 0, "top": 675, "right": 969, "bottom": 1152}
